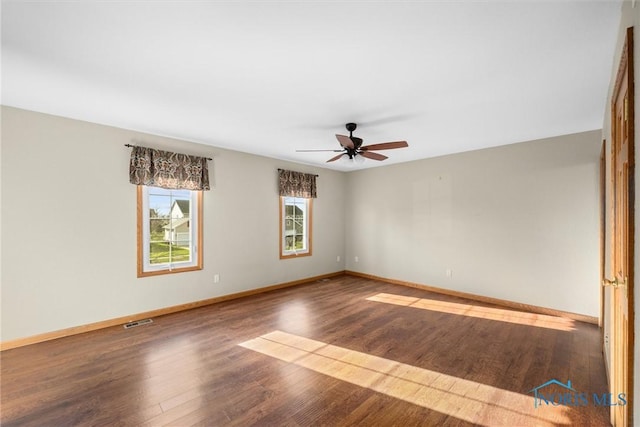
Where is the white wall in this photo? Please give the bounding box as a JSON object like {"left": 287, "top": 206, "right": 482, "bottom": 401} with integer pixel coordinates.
{"left": 345, "top": 130, "right": 602, "bottom": 316}
{"left": 0, "top": 106, "right": 346, "bottom": 341}
{"left": 601, "top": 1, "right": 640, "bottom": 421}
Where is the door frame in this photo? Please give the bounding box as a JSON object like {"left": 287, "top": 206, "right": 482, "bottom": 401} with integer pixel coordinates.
{"left": 606, "top": 25, "right": 635, "bottom": 427}
{"left": 600, "top": 140, "right": 606, "bottom": 333}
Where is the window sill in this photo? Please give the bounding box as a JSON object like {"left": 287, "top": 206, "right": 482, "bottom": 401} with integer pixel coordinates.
{"left": 280, "top": 251, "right": 312, "bottom": 260}
{"left": 137, "top": 265, "right": 203, "bottom": 278}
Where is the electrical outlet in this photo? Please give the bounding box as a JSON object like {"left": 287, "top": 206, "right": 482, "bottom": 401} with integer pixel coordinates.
{"left": 214, "top": 274, "right": 220, "bottom": 283}
{"left": 446, "top": 269, "right": 452, "bottom": 278}
{"left": 354, "top": 256, "right": 359, "bottom": 263}
{"left": 337, "top": 255, "right": 341, "bottom": 262}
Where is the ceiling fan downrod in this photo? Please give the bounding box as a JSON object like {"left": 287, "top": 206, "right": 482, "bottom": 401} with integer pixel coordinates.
{"left": 346, "top": 122, "right": 357, "bottom": 138}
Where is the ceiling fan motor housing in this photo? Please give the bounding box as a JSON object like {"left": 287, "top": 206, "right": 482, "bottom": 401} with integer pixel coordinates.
{"left": 345, "top": 123, "right": 362, "bottom": 149}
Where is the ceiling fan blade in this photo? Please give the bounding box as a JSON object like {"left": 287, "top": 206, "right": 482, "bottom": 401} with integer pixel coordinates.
{"left": 336, "top": 134, "right": 355, "bottom": 149}
{"left": 296, "top": 149, "right": 344, "bottom": 152}
{"left": 327, "top": 153, "right": 346, "bottom": 163}
{"left": 360, "top": 141, "right": 408, "bottom": 151}
{"left": 359, "top": 151, "right": 388, "bottom": 161}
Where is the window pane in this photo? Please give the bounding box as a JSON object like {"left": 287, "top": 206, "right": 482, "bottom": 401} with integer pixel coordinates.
{"left": 150, "top": 218, "right": 169, "bottom": 241}
{"left": 170, "top": 245, "right": 191, "bottom": 262}
{"left": 149, "top": 192, "right": 171, "bottom": 218}
{"left": 280, "top": 196, "right": 311, "bottom": 258}
{"left": 150, "top": 188, "right": 192, "bottom": 264}
{"left": 139, "top": 186, "right": 202, "bottom": 275}
{"left": 285, "top": 236, "right": 294, "bottom": 250}
{"left": 150, "top": 241, "right": 171, "bottom": 264}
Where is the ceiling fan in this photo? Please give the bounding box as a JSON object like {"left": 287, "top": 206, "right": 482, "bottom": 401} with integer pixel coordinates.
{"left": 297, "top": 123, "right": 409, "bottom": 163}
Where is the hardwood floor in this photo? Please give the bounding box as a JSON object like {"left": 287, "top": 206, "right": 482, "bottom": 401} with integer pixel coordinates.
{"left": 1, "top": 275, "right": 611, "bottom": 426}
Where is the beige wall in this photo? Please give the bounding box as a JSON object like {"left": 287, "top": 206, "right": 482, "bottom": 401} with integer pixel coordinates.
{"left": 0, "top": 106, "right": 346, "bottom": 341}
{"left": 345, "top": 130, "right": 602, "bottom": 316}
{"left": 0, "top": 107, "right": 609, "bottom": 392}
{"left": 601, "top": 1, "right": 640, "bottom": 421}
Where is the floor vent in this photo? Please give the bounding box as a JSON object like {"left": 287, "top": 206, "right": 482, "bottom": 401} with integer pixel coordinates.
{"left": 318, "top": 278, "right": 331, "bottom": 282}
{"left": 123, "top": 319, "right": 153, "bottom": 329}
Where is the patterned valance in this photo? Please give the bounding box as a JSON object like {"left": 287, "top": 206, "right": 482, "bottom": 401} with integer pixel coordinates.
{"left": 129, "top": 145, "right": 210, "bottom": 190}
{"left": 278, "top": 169, "right": 317, "bottom": 198}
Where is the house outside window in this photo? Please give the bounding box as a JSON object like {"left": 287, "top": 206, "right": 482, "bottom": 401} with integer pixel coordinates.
{"left": 280, "top": 196, "right": 312, "bottom": 259}
{"left": 137, "top": 186, "right": 202, "bottom": 276}
{"left": 163, "top": 199, "right": 191, "bottom": 247}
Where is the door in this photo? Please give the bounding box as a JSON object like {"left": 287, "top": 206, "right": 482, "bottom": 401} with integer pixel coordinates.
{"left": 605, "top": 26, "right": 634, "bottom": 427}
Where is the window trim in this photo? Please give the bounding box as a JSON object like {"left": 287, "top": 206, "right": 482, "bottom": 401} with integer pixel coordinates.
{"left": 137, "top": 186, "right": 203, "bottom": 277}
{"left": 279, "top": 196, "right": 313, "bottom": 259}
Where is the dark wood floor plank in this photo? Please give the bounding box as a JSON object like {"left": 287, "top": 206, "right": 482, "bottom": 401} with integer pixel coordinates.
{"left": 1, "top": 275, "right": 611, "bottom": 426}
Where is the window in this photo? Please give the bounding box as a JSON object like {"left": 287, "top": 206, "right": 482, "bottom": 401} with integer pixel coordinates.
{"left": 137, "top": 186, "right": 202, "bottom": 276}
{"left": 280, "top": 196, "right": 312, "bottom": 258}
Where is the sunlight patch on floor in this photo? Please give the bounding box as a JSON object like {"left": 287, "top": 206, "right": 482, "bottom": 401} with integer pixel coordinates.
{"left": 366, "top": 293, "right": 575, "bottom": 331}
{"left": 239, "top": 330, "right": 571, "bottom": 426}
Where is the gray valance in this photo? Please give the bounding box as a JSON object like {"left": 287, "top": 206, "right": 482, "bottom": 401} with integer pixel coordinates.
{"left": 278, "top": 169, "right": 317, "bottom": 198}
{"left": 129, "top": 145, "right": 210, "bottom": 190}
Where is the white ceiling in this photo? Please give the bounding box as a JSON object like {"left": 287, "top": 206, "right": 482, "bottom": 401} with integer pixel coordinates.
{"left": 2, "top": 1, "right": 622, "bottom": 171}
